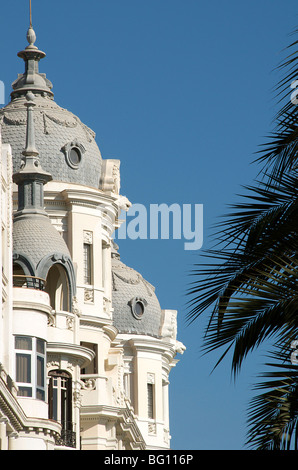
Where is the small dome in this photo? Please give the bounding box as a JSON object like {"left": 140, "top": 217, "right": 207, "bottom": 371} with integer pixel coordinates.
{"left": 0, "top": 95, "right": 102, "bottom": 189}
{"left": 0, "top": 27, "right": 102, "bottom": 189}
{"left": 13, "top": 216, "right": 71, "bottom": 276}
{"left": 112, "top": 252, "right": 162, "bottom": 338}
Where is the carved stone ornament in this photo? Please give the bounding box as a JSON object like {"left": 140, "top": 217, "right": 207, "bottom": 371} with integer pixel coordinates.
{"left": 47, "top": 313, "right": 56, "bottom": 327}
{"left": 73, "top": 389, "right": 82, "bottom": 408}
{"left": 83, "top": 230, "right": 93, "bottom": 245}
{"left": 160, "top": 310, "right": 177, "bottom": 339}
{"left": 148, "top": 422, "right": 157, "bottom": 435}
{"left": 72, "top": 296, "right": 82, "bottom": 316}
{"left": 84, "top": 288, "right": 94, "bottom": 303}
{"left": 81, "top": 378, "right": 96, "bottom": 390}
{"left": 100, "top": 159, "right": 121, "bottom": 194}
{"left": 115, "top": 195, "right": 132, "bottom": 212}
{"left": 103, "top": 297, "right": 111, "bottom": 318}
{"left": 66, "top": 316, "right": 74, "bottom": 330}
{"left": 175, "top": 340, "right": 186, "bottom": 354}
{"left": 147, "top": 373, "right": 155, "bottom": 384}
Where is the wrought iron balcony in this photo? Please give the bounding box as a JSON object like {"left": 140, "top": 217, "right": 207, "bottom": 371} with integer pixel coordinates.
{"left": 13, "top": 274, "right": 46, "bottom": 291}
{"left": 55, "top": 422, "right": 76, "bottom": 449}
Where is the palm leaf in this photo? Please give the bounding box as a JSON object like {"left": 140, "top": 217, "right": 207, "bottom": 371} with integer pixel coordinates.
{"left": 246, "top": 348, "right": 298, "bottom": 450}
{"left": 188, "top": 27, "right": 298, "bottom": 449}
{"left": 187, "top": 174, "right": 298, "bottom": 328}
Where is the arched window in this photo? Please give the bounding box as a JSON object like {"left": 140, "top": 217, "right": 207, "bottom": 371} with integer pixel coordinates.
{"left": 13, "top": 263, "right": 45, "bottom": 290}
{"left": 13, "top": 263, "right": 26, "bottom": 287}
{"left": 48, "top": 370, "right": 75, "bottom": 448}
{"left": 45, "top": 264, "right": 70, "bottom": 312}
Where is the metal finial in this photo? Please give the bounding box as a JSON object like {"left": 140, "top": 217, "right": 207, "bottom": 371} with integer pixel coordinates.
{"left": 29, "top": 0, "right": 32, "bottom": 28}
{"left": 13, "top": 0, "right": 52, "bottom": 99}
{"left": 26, "top": 0, "right": 36, "bottom": 47}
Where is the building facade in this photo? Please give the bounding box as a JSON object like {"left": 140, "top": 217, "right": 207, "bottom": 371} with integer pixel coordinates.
{"left": 0, "top": 22, "right": 184, "bottom": 450}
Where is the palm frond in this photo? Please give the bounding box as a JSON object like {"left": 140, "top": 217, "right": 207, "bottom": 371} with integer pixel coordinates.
{"left": 246, "top": 348, "right": 298, "bottom": 450}
{"left": 187, "top": 174, "right": 298, "bottom": 327}
{"left": 200, "top": 255, "right": 298, "bottom": 375}
{"left": 188, "top": 27, "right": 298, "bottom": 450}
{"left": 253, "top": 30, "right": 298, "bottom": 181}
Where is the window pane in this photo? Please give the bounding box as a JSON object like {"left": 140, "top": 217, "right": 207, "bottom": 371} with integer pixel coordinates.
{"left": 36, "top": 388, "right": 45, "bottom": 401}
{"left": 83, "top": 243, "right": 92, "bottom": 285}
{"left": 80, "top": 342, "right": 98, "bottom": 374}
{"left": 61, "top": 388, "right": 67, "bottom": 426}
{"left": 16, "top": 353, "right": 31, "bottom": 383}
{"left": 37, "top": 356, "right": 44, "bottom": 387}
{"left": 147, "top": 383, "right": 154, "bottom": 419}
{"left": 18, "top": 386, "right": 32, "bottom": 397}
{"left": 15, "top": 336, "right": 32, "bottom": 350}
{"left": 52, "top": 387, "right": 58, "bottom": 421}
{"left": 37, "top": 338, "right": 45, "bottom": 354}
{"left": 69, "top": 148, "right": 81, "bottom": 166}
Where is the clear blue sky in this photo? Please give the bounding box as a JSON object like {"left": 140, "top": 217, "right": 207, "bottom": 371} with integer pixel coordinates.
{"left": 2, "top": 0, "right": 298, "bottom": 450}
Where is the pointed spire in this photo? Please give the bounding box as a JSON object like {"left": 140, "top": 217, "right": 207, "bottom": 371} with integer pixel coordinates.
{"left": 29, "top": 0, "right": 32, "bottom": 28}
{"left": 26, "top": 0, "right": 37, "bottom": 49}
{"left": 13, "top": 92, "right": 52, "bottom": 219}
{"left": 10, "top": 1, "right": 53, "bottom": 99}
{"left": 23, "top": 91, "right": 39, "bottom": 157}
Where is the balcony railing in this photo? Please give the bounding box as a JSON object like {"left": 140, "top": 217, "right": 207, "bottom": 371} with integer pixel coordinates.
{"left": 55, "top": 422, "right": 76, "bottom": 449}
{"left": 13, "top": 275, "right": 46, "bottom": 291}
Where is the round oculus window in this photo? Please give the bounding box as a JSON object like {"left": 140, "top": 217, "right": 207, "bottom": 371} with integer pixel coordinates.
{"left": 129, "top": 297, "right": 147, "bottom": 319}
{"left": 69, "top": 147, "right": 81, "bottom": 167}
{"left": 134, "top": 301, "right": 145, "bottom": 318}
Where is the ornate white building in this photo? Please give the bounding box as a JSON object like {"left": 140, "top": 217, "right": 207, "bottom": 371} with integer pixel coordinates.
{"left": 0, "top": 19, "right": 184, "bottom": 450}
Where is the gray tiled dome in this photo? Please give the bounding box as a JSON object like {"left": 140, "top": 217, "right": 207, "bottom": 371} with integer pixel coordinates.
{"left": 13, "top": 216, "right": 71, "bottom": 270}
{"left": 1, "top": 25, "right": 102, "bottom": 189}
{"left": 112, "top": 253, "right": 162, "bottom": 338}
{"left": 0, "top": 94, "right": 102, "bottom": 189}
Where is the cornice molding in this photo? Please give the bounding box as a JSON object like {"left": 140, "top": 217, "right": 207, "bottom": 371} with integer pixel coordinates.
{"left": 47, "top": 342, "right": 95, "bottom": 368}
